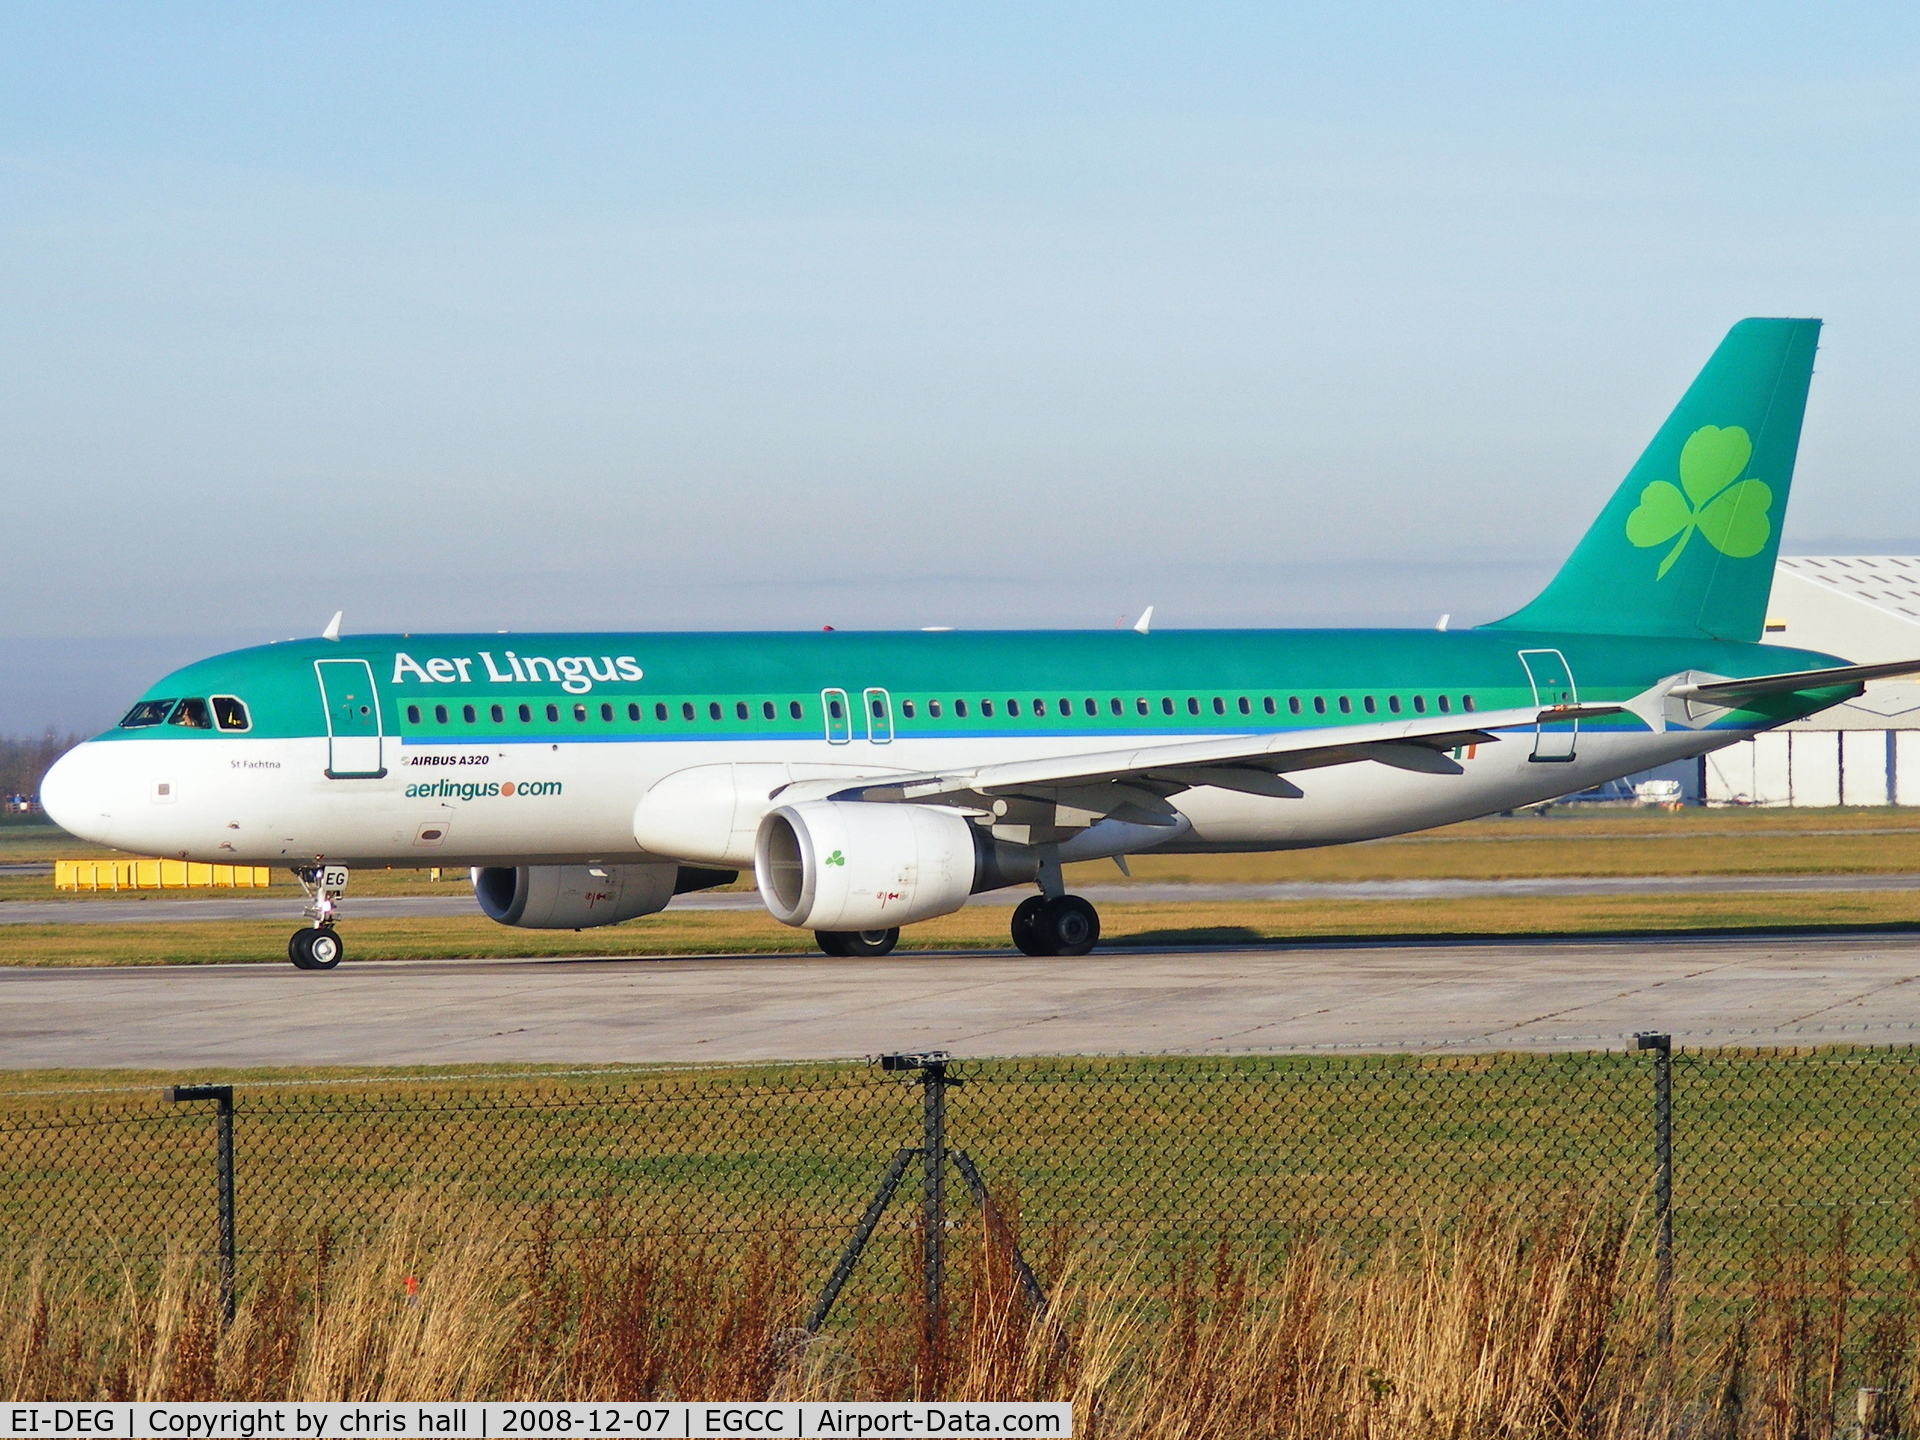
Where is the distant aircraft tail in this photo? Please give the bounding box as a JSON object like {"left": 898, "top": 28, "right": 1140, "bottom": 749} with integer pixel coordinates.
{"left": 1485, "top": 317, "right": 1821, "bottom": 642}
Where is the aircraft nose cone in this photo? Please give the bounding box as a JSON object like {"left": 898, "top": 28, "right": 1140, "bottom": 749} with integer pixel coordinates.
{"left": 39, "top": 743, "right": 114, "bottom": 845}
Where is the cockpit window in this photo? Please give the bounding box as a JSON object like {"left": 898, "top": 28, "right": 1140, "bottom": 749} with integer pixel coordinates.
{"left": 119, "top": 699, "right": 176, "bottom": 729}
{"left": 167, "top": 698, "right": 214, "bottom": 730}
{"left": 211, "top": 696, "right": 250, "bottom": 731}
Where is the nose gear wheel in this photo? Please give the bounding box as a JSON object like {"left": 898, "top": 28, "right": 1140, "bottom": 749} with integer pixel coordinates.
{"left": 288, "top": 926, "right": 345, "bottom": 970}
{"left": 288, "top": 865, "right": 349, "bottom": 970}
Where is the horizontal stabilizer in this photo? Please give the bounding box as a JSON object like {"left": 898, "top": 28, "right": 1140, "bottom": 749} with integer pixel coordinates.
{"left": 1670, "top": 658, "right": 1920, "bottom": 703}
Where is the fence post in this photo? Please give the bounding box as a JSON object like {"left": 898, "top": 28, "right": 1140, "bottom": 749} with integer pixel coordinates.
{"left": 921, "top": 1055, "right": 948, "bottom": 1377}
{"left": 815, "top": 1055, "right": 1046, "bottom": 1349}
{"left": 166, "top": 1084, "right": 236, "bottom": 1324}
{"left": 1635, "top": 1033, "right": 1673, "bottom": 1355}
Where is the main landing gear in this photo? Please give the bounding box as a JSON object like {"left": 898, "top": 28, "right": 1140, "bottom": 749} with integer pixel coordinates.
{"left": 1008, "top": 847, "right": 1101, "bottom": 956}
{"left": 289, "top": 865, "right": 348, "bottom": 971}
{"left": 1010, "top": 895, "right": 1100, "bottom": 957}
{"left": 817, "top": 928, "right": 900, "bottom": 957}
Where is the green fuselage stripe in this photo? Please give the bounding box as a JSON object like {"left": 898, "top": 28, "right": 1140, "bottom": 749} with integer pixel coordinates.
{"left": 96, "top": 627, "right": 1853, "bottom": 746}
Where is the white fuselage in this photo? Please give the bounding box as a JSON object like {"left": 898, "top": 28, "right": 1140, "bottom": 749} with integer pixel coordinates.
{"left": 46, "top": 723, "right": 1735, "bottom": 872}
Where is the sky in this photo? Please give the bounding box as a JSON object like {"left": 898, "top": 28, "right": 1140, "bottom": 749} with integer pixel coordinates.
{"left": 4, "top": 3, "right": 1919, "bottom": 734}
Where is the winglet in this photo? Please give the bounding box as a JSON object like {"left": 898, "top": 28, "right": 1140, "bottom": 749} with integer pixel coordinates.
{"left": 1133, "top": 606, "right": 1154, "bottom": 635}
{"left": 322, "top": 611, "right": 343, "bottom": 641}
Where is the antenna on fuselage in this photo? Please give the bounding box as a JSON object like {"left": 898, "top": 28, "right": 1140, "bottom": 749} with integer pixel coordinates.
{"left": 1133, "top": 606, "right": 1154, "bottom": 635}
{"left": 1436, "top": 613, "right": 1450, "bottom": 632}
{"left": 322, "top": 611, "right": 343, "bottom": 641}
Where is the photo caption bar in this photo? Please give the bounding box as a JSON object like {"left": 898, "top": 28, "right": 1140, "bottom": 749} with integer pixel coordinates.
{"left": 2, "top": 1404, "right": 1071, "bottom": 1439}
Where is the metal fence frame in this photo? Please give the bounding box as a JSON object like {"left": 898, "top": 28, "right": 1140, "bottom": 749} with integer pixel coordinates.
{"left": 14, "top": 1038, "right": 1920, "bottom": 1350}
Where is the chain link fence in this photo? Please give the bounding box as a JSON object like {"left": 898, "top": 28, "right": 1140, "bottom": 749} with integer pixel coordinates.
{"left": 7, "top": 1043, "right": 1920, "bottom": 1308}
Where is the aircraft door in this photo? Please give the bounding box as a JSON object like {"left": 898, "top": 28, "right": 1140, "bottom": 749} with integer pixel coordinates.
{"left": 863, "top": 688, "right": 893, "bottom": 743}
{"left": 821, "top": 689, "right": 852, "bottom": 745}
{"left": 315, "top": 659, "right": 387, "bottom": 778}
{"left": 1517, "top": 649, "right": 1578, "bottom": 763}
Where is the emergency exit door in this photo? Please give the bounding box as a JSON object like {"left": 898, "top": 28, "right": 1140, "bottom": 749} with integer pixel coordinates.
{"left": 316, "top": 659, "right": 387, "bottom": 778}
{"left": 1517, "top": 649, "right": 1578, "bottom": 763}
{"left": 863, "top": 688, "right": 893, "bottom": 743}
{"left": 821, "top": 688, "right": 852, "bottom": 745}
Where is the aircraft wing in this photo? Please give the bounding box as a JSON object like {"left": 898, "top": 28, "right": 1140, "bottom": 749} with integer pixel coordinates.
{"left": 1666, "top": 658, "right": 1920, "bottom": 704}
{"left": 796, "top": 705, "right": 1558, "bottom": 822}
{"left": 777, "top": 665, "right": 1915, "bottom": 822}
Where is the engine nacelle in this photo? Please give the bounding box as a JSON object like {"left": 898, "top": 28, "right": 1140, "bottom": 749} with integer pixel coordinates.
{"left": 756, "top": 801, "right": 1000, "bottom": 931}
{"left": 472, "top": 863, "right": 681, "bottom": 929}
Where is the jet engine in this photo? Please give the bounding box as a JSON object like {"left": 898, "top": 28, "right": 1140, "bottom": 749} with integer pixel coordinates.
{"left": 472, "top": 863, "right": 733, "bottom": 929}
{"left": 754, "top": 801, "right": 1033, "bottom": 931}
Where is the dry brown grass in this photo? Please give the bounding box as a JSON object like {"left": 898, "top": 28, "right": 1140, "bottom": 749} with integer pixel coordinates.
{"left": 7, "top": 1195, "right": 1915, "bottom": 1437}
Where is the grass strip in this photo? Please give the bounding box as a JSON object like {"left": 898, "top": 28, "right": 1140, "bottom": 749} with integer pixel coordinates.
{"left": 5, "top": 888, "right": 1920, "bottom": 966}
{"left": 14, "top": 808, "right": 1920, "bottom": 903}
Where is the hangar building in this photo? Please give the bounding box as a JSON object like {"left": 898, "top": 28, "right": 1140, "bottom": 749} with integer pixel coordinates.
{"left": 1703, "top": 557, "right": 1920, "bottom": 805}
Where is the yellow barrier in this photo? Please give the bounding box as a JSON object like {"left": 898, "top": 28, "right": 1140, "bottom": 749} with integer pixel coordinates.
{"left": 55, "top": 859, "right": 275, "bottom": 891}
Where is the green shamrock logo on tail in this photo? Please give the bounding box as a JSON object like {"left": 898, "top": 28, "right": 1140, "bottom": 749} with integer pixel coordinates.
{"left": 1625, "top": 425, "right": 1772, "bottom": 579}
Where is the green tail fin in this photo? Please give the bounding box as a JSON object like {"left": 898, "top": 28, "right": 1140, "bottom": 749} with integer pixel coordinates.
{"left": 1486, "top": 317, "right": 1821, "bottom": 641}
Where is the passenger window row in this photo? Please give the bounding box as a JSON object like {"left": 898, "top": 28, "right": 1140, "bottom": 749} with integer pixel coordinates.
{"left": 403, "top": 699, "right": 812, "bottom": 727}
{"left": 894, "top": 693, "right": 1475, "bottom": 721}
{"left": 1281, "top": 693, "right": 1473, "bottom": 717}
{"left": 399, "top": 691, "right": 1479, "bottom": 729}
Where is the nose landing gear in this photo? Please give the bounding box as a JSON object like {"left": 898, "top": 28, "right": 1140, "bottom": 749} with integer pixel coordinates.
{"left": 289, "top": 925, "right": 345, "bottom": 970}
{"left": 289, "top": 865, "right": 349, "bottom": 971}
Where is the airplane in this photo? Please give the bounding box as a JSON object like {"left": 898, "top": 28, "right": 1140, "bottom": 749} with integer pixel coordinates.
{"left": 41, "top": 318, "right": 1919, "bottom": 970}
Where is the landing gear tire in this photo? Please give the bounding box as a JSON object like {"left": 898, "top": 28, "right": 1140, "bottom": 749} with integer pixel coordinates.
{"left": 1011, "top": 896, "right": 1050, "bottom": 956}
{"left": 1043, "top": 895, "right": 1100, "bottom": 956}
{"left": 1012, "top": 895, "right": 1100, "bottom": 957}
{"left": 817, "top": 928, "right": 900, "bottom": 957}
{"left": 288, "top": 927, "right": 345, "bottom": 970}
